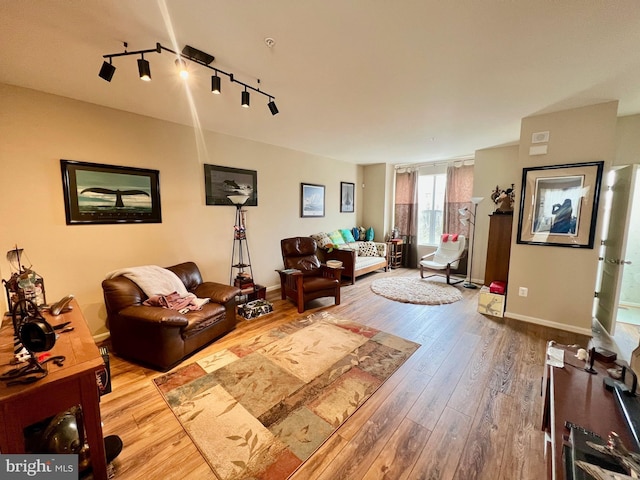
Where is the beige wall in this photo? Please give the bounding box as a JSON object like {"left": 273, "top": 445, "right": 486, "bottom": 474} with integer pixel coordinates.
{"left": 362, "top": 163, "right": 388, "bottom": 241}
{"left": 0, "top": 84, "right": 364, "bottom": 337}
{"left": 616, "top": 115, "right": 640, "bottom": 165}
{"left": 472, "top": 145, "right": 520, "bottom": 284}
{"left": 504, "top": 101, "right": 619, "bottom": 334}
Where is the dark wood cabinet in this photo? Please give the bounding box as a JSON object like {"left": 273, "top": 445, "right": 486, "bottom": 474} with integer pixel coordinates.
{"left": 484, "top": 213, "right": 513, "bottom": 285}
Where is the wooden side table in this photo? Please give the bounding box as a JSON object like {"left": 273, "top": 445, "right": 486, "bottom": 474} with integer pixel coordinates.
{"left": 0, "top": 300, "right": 108, "bottom": 480}
{"left": 387, "top": 239, "right": 404, "bottom": 269}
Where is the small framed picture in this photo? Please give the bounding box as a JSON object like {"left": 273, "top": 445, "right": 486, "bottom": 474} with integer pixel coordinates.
{"left": 340, "top": 182, "right": 355, "bottom": 213}
{"left": 300, "top": 183, "right": 325, "bottom": 217}
{"left": 204, "top": 164, "right": 258, "bottom": 206}
{"left": 60, "top": 160, "right": 161, "bottom": 225}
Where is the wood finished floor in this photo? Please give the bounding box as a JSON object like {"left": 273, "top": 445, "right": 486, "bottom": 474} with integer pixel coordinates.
{"left": 98, "top": 268, "right": 590, "bottom": 480}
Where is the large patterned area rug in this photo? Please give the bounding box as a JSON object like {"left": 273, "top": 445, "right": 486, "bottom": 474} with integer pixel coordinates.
{"left": 154, "top": 312, "right": 419, "bottom": 480}
{"left": 371, "top": 277, "right": 463, "bottom": 305}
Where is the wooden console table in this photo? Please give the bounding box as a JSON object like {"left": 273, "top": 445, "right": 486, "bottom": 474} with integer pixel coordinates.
{"left": 541, "top": 343, "right": 635, "bottom": 479}
{"left": 0, "top": 300, "right": 108, "bottom": 480}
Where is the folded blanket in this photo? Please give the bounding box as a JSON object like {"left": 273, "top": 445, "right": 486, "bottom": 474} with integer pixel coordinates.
{"left": 105, "top": 265, "right": 189, "bottom": 297}
{"left": 143, "top": 292, "right": 210, "bottom": 313}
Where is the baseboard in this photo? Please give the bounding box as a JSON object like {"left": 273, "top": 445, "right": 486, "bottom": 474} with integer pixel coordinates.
{"left": 93, "top": 332, "right": 111, "bottom": 343}
{"left": 504, "top": 311, "right": 592, "bottom": 336}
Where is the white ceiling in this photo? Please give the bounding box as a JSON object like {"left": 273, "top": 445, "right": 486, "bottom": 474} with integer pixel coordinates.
{"left": 2, "top": 1, "right": 640, "bottom": 165}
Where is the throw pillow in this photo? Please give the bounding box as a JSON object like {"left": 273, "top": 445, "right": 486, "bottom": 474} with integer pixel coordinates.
{"left": 328, "top": 230, "right": 346, "bottom": 245}
{"left": 351, "top": 227, "right": 360, "bottom": 241}
{"left": 310, "top": 232, "right": 332, "bottom": 248}
{"left": 341, "top": 228, "right": 356, "bottom": 243}
{"left": 365, "top": 227, "right": 374, "bottom": 241}
{"left": 359, "top": 241, "right": 378, "bottom": 257}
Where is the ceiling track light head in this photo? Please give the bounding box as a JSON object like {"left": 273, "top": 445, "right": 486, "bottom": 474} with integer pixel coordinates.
{"left": 211, "top": 73, "right": 221, "bottom": 94}
{"left": 98, "top": 58, "right": 116, "bottom": 82}
{"left": 175, "top": 58, "right": 188, "bottom": 79}
{"left": 138, "top": 55, "right": 151, "bottom": 81}
{"left": 268, "top": 98, "right": 279, "bottom": 115}
{"left": 241, "top": 89, "right": 250, "bottom": 108}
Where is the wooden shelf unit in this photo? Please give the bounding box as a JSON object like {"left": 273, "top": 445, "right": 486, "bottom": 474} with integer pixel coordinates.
{"left": 484, "top": 212, "right": 513, "bottom": 286}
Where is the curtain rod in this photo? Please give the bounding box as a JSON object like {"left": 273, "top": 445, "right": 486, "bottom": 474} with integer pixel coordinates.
{"left": 394, "top": 157, "right": 474, "bottom": 170}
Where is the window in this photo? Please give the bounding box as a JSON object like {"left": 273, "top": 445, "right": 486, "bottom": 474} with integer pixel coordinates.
{"left": 418, "top": 173, "right": 446, "bottom": 245}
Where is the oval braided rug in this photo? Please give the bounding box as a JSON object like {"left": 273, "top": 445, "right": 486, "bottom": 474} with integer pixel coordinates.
{"left": 371, "top": 277, "right": 463, "bottom": 305}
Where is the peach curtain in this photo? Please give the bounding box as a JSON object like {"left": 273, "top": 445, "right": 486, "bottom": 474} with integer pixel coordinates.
{"left": 394, "top": 170, "right": 418, "bottom": 267}
{"left": 444, "top": 165, "right": 474, "bottom": 238}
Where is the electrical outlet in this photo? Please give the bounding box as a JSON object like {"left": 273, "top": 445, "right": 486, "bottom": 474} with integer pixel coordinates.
{"left": 519, "top": 287, "right": 528, "bottom": 297}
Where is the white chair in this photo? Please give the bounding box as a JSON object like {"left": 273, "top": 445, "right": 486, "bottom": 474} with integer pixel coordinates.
{"left": 419, "top": 234, "right": 467, "bottom": 285}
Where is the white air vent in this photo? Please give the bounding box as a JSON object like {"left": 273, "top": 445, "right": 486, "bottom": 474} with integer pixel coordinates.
{"left": 532, "top": 131, "right": 550, "bottom": 144}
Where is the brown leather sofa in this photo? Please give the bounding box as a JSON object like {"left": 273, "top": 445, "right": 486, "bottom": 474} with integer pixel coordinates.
{"left": 102, "top": 262, "right": 240, "bottom": 371}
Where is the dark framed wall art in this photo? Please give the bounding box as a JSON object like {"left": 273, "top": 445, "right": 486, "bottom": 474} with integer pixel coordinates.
{"left": 516, "top": 161, "right": 604, "bottom": 248}
{"left": 300, "top": 183, "right": 325, "bottom": 217}
{"left": 340, "top": 182, "right": 355, "bottom": 213}
{"left": 61, "top": 160, "right": 161, "bottom": 225}
{"left": 204, "top": 164, "right": 258, "bottom": 206}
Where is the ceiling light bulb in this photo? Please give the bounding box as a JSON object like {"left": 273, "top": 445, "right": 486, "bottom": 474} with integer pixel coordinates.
{"left": 241, "top": 90, "right": 250, "bottom": 108}
{"left": 175, "top": 59, "right": 188, "bottom": 79}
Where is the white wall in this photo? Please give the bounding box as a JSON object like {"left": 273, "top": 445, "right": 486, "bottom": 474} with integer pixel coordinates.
{"left": 0, "top": 84, "right": 364, "bottom": 337}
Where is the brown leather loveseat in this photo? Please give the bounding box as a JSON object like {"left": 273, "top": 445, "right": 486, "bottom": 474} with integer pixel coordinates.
{"left": 102, "top": 261, "right": 240, "bottom": 371}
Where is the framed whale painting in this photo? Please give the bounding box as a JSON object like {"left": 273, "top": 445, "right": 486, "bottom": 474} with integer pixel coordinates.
{"left": 204, "top": 164, "right": 258, "bottom": 206}
{"left": 60, "top": 160, "right": 161, "bottom": 225}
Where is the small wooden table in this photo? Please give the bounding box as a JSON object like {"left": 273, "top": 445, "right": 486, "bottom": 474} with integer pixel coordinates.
{"left": 0, "top": 300, "right": 108, "bottom": 480}
{"left": 387, "top": 239, "right": 404, "bottom": 269}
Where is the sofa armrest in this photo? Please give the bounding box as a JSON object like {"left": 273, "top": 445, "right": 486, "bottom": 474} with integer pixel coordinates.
{"left": 117, "top": 305, "right": 189, "bottom": 327}
{"left": 374, "top": 242, "right": 387, "bottom": 257}
{"left": 193, "top": 282, "right": 241, "bottom": 304}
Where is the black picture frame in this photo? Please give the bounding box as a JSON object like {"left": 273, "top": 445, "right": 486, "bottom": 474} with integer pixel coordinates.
{"left": 300, "top": 183, "right": 325, "bottom": 217}
{"left": 340, "top": 182, "right": 355, "bottom": 213}
{"left": 61, "top": 160, "right": 161, "bottom": 225}
{"left": 516, "top": 161, "right": 604, "bottom": 248}
{"left": 204, "top": 164, "right": 258, "bottom": 206}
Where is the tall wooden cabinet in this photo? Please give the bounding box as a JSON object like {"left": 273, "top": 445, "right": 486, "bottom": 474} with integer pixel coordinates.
{"left": 484, "top": 213, "right": 513, "bottom": 285}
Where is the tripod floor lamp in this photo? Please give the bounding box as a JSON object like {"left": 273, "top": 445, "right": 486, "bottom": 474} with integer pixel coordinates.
{"left": 458, "top": 197, "right": 484, "bottom": 289}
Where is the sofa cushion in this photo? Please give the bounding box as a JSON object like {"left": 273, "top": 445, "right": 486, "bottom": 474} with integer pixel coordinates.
{"left": 351, "top": 227, "right": 360, "bottom": 241}
{"left": 340, "top": 229, "right": 356, "bottom": 243}
{"left": 310, "top": 232, "right": 332, "bottom": 248}
{"left": 358, "top": 241, "right": 379, "bottom": 257}
{"left": 329, "top": 230, "right": 346, "bottom": 245}
{"left": 365, "top": 227, "right": 374, "bottom": 241}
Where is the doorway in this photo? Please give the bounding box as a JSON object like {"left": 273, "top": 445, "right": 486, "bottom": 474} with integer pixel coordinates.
{"left": 611, "top": 165, "right": 640, "bottom": 360}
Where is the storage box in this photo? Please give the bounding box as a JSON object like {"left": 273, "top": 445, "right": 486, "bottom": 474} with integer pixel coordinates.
{"left": 489, "top": 281, "right": 506, "bottom": 294}
{"left": 477, "top": 286, "right": 505, "bottom": 317}
{"left": 238, "top": 299, "right": 273, "bottom": 320}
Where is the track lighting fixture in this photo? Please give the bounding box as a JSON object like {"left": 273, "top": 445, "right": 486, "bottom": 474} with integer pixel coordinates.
{"left": 241, "top": 89, "right": 250, "bottom": 108}
{"left": 268, "top": 98, "right": 279, "bottom": 116}
{"left": 175, "top": 59, "right": 188, "bottom": 79}
{"left": 98, "top": 59, "right": 116, "bottom": 82}
{"left": 211, "top": 73, "right": 221, "bottom": 94}
{"left": 137, "top": 55, "right": 151, "bottom": 81}
{"left": 99, "top": 41, "right": 278, "bottom": 115}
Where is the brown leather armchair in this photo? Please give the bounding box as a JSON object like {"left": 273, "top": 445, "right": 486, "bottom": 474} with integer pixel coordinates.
{"left": 102, "top": 262, "right": 240, "bottom": 371}
{"left": 278, "top": 237, "right": 342, "bottom": 313}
